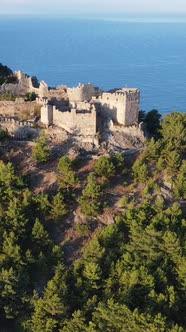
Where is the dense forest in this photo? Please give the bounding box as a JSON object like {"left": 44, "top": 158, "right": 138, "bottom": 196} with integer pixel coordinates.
{"left": 0, "top": 107, "right": 186, "bottom": 331}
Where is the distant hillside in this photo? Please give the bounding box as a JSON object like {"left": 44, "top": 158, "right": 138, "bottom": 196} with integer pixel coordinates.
{"left": 0, "top": 63, "right": 17, "bottom": 85}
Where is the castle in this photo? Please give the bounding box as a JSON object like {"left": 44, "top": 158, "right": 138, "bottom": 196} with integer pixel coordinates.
{"left": 40, "top": 83, "right": 140, "bottom": 136}
{"left": 0, "top": 70, "right": 140, "bottom": 137}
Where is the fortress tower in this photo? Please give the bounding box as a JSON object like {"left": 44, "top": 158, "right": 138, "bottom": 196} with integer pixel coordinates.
{"left": 116, "top": 88, "right": 140, "bottom": 125}
{"left": 67, "top": 83, "right": 95, "bottom": 102}
{"left": 40, "top": 99, "right": 53, "bottom": 126}
{"left": 97, "top": 88, "right": 140, "bottom": 126}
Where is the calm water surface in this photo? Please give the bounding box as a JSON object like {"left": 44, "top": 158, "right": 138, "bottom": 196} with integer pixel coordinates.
{"left": 0, "top": 16, "right": 186, "bottom": 113}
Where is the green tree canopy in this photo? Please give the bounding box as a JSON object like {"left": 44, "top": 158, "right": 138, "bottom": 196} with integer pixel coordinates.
{"left": 32, "top": 131, "right": 50, "bottom": 163}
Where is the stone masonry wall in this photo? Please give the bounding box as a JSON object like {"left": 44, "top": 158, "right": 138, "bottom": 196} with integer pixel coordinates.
{"left": 0, "top": 100, "right": 37, "bottom": 117}
{"left": 0, "top": 116, "right": 34, "bottom": 128}
{"left": 95, "top": 92, "right": 126, "bottom": 124}
{"left": 109, "top": 123, "right": 144, "bottom": 141}
{"left": 67, "top": 83, "right": 95, "bottom": 102}
{"left": 0, "top": 71, "right": 48, "bottom": 98}
{"left": 53, "top": 108, "right": 96, "bottom": 136}
{"left": 41, "top": 104, "right": 53, "bottom": 126}
{"left": 0, "top": 71, "right": 32, "bottom": 95}
{"left": 41, "top": 104, "right": 96, "bottom": 136}
{"left": 95, "top": 88, "right": 139, "bottom": 126}
{"left": 123, "top": 89, "right": 140, "bottom": 126}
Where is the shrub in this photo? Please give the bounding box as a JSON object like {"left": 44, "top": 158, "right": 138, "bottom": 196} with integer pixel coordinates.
{"left": 95, "top": 155, "right": 115, "bottom": 178}
{"left": 75, "top": 223, "right": 90, "bottom": 236}
{"left": 0, "top": 93, "right": 16, "bottom": 101}
{"left": 25, "top": 92, "right": 37, "bottom": 101}
{"left": 32, "top": 131, "right": 50, "bottom": 163}
{"left": 132, "top": 158, "right": 148, "bottom": 183}
{"left": 0, "top": 128, "right": 9, "bottom": 141}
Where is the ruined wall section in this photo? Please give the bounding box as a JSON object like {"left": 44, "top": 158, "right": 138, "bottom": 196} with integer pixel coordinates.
{"left": 0, "top": 117, "right": 38, "bottom": 139}
{"left": 41, "top": 103, "right": 96, "bottom": 136}
{"left": 108, "top": 122, "right": 145, "bottom": 141}
{"left": 0, "top": 70, "right": 48, "bottom": 98}
{"left": 0, "top": 71, "right": 32, "bottom": 95}
{"left": 67, "top": 83, "right": 95, "bottom": 102}
{"left": 0, "top": 116, "right": 34, "bottom": 128}
{"left": 0, "top": 100, "right": 37, "bottom": 117}
{"left": 39, "top": 81, "right": 48, "bottom": 98}
{"left": 48, "top": 85, "right": 69, "bottom": 109}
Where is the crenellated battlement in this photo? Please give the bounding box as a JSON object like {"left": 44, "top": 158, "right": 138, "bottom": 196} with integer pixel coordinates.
{"left": 94, "top": 88, "right": 139, "bottom": 126}
{"left": 41, "top": 100, "right": 96, "bottom": 135}
{"left": 0, "top": 116, "right": 34, "bottom": 127}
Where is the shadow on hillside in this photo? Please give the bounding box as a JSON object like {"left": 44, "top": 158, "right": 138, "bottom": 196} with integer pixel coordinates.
{"left": 62, "top": 236, "right": 86, "bottom": 263}
{"left": 49, "top": 135, "right": 79, "bottom": 159}
{"left": 25, "top": 169, "right": 44, "bottom": 191}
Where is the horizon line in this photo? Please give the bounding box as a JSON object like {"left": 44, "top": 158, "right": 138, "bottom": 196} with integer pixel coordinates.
{"left": 1, "top": 13, "right": 186, "bottom": 23}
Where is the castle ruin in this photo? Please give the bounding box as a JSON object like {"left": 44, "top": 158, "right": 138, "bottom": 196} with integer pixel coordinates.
{"left": 0, "top": 70, "right": 48, "bottom": 98}
{"left": 0, "top": 70, "right": 141, "bottom": 139}
{"left": 40, "top": 83, "right": 140, "bottom": 135}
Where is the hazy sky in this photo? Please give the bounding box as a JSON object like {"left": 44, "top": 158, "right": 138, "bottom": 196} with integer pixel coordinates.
{"left": 1, "top": 0, "right": 186, "bottom": 16}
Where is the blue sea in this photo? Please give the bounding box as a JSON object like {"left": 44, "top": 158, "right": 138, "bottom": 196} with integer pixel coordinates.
{"left": 0, "top": 16, "right": 186, "bottom": 114}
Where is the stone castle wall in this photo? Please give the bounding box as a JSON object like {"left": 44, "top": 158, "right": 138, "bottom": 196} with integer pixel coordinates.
{"left": 0, "top": 71, "right": 48, "bottom": 98}
{"left": 0, "top": 71, "right": 32, "bottom": 95}
{"left": 41, "top": 104, "right": 96, "bottom": 136}
{"left": 0, "top": 116, "right": 34, "bottom": 128}
{"left": 67, "top": 83, "right": 95, "bottom": 102}
{"left": 96, "top": 92, "right": 124, "bottom": 124}
{"left": 0, "top": 100, "right": 37, "bottom": 117}
{"left": 39, "top": 81, "right": 48, "bottom": 98}
{"left": 0, "top": 116, "right": 35, "bottom": 139}
{"left": 41, "top": 104, "right": 53, "bottom": 126}
{"left": 0, "top": 118, "right": 37, "bottom": 139}
{"left": 109, "top": 122, "right": 144, "bottom": 141}
{"left": 95, "top": 88, "right": 139, "bottom": 126}
{"left": 123, "top": 89, "right": 140, "bottom": 126}
{"left": 48, "top": 85, "right": 69, "bottom": 109}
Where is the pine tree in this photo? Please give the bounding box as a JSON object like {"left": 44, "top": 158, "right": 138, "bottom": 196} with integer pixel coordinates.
{"left": 2, "top": 231, "right": 22, "bottom": 265}
{"left": 5, "top": 197, "right": 28, "bottom": 237}
{"left": 50, "top": 191, "right": 68, "bottom": 220}
{"left": 60, "top": 310, "right": 88, "bottom": 332}
{"left": 31, "top": 218, "right": 51, "bottom": 254}
{"left": 94, "top": 155, "right": 115, "bottom": 178}
{"left": 160, "top": 112, "right": 186, "bottom": 153}
{"left": 32, "top": 131, "right": 50, "bottom": 163}
{"left": 173, "top": 161, "right": 186, "bottom": 199}
{"left": 166, "top": 150, "right": 181, "bottom": 175}
{"left": 132, "top": 158, "right": 148, "bottom": 182}
{"left": 57, "top": 156, "right": 79, "bottom": 189}
{"left": 78, "top": 173, "right": 102, "bottom": 217}
{"left": 30, "top": 264, "right": 67, "bottom": 332}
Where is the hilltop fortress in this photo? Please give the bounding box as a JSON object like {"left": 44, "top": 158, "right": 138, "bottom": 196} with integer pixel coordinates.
{"left": 40, "top": 83, "right": 139, "bottom": 136}
{"left": 0, "top": 70, "right": 142, "bottom": 141}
